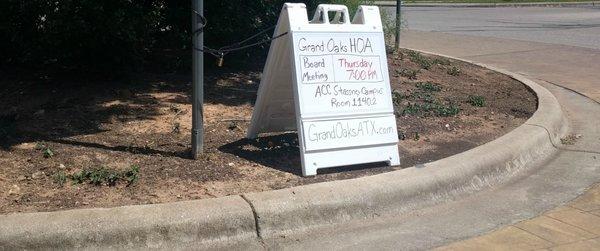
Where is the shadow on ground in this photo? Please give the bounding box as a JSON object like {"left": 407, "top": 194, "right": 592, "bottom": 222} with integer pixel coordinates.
{"left": 0, "top": 67, "right": 262, "bottom": 154}
{"left": 219, "top": 133, "right": 394, "bottom": 176}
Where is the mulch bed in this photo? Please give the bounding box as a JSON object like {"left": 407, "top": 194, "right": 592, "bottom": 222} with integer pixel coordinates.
{"left": 0, "top": 49, "right": 536, "bottom": 214}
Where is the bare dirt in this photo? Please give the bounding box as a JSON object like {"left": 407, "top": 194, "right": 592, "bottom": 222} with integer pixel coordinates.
{"left": 0, "top": 49, "right": 537, "bottom": 214}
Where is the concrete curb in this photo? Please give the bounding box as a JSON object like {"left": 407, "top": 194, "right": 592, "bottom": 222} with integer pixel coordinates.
{"left": 375, "top": 1, "right": 599, "bottom": 7}
{"left": 0, "top": 51, "right": 568, "bottom": 249}
{"left": 243, "top": 50, "right": 569, "bottom": 239}
{"left": 0, "top": 196, "right": 258, "bottom": 250}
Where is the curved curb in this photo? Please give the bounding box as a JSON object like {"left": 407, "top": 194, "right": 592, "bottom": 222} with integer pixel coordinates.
{"left": 0, "top": 52, "right": 568, "bottom": 249}
{"left": 243, "top": 50, "right": 569, "bottom": 239}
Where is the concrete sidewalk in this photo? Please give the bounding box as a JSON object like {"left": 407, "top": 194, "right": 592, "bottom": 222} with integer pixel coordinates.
{"left": 438, "top": 183, "right": 600, "bottom": 250}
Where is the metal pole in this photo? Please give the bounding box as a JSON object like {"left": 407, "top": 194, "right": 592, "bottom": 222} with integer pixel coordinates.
{"left": 191, "top": 0, "right": 204, "bottom": 159}
{"left": 394, "top": 0, "right": 401, "bottom": 51}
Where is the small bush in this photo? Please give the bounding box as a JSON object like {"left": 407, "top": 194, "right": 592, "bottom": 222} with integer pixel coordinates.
{"left": 43, "top": 148, "right": 54, "bottom": 158}
{"left": 71, "top": 169, "right": 89, "bottom": 184}
{"left": 410, "top": 91, "right": 434, "bottom": 103}
{"left": 407, "top": 51, "right": 432, "bottom": 70}
{"left": 392, "top": 90, "right": 404, "bottom": 106}
{"left": 433, "top": 58, "right": 451, "bottom": 66}
{"left": 402, "top": 102, "right": 423, "bottom": 115}
{"left": 415, "top": 82, "right": 441, "bottom": 92}
{"left": 89, "top": 168, "right": 109, "bottom": 186}
{"left": 468, "top": 95, "right": 486, "bottom": 107}
{"left": 396, "top": 68, "right": 420, "bottom": 80}
{"left": 124, "top": 165, "right": 140, "bottom": 187}
{"left": 435, "top": 103, "right": 460, "bottom": 117}
{"left": 400, "top": 101, "right": 459, "bottom": 117}
{"left": 70, "top": 165, "right": 140, "bottom": 186}
{"left": 447, "top": 66, "right": 461, "bottom": 76}
{"left": 53, "top": 171, "right": 67, "bottom": 186}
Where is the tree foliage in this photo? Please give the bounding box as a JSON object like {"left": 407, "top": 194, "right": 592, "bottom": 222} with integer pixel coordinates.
{"left": 0, "top": 0, "right": 371, "bottom": 77}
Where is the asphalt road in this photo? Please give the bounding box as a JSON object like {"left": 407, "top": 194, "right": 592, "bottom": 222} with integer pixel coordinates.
{"left": 384, "top": 6, "right": 600, "bottom": 50}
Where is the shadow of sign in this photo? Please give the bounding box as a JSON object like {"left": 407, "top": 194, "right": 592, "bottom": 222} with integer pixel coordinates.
{"left": 219, "top": 132, "right": 393, "bottom": 177}
{"left": 219, "top": 133, "right": 303, "bottom": 176}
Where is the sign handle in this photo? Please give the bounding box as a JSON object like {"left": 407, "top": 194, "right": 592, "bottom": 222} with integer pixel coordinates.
{"left": 311, "top": 5, "right": 351, "bottom": 24}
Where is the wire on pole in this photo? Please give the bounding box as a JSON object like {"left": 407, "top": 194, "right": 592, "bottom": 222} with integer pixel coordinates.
{"left": 190, "top": 3, "right": 288, "bottom": 159}
{"left": 191, "top": 11, "right": 288, "bottom": 62}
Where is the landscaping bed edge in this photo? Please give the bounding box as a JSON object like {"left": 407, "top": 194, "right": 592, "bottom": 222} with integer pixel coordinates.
{"left": 245, "top": 49, "right": 568, "bottom": 239}
{"left": 0, "top": 50, "right": 568, "bottom": 249}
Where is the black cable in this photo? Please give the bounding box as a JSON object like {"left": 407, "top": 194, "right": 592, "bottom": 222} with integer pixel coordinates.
{"left": 218, "top": 31, "right": 288, "bottom": 54}
{"left": 192, "top": 9, "right": 222, "bottom": 57}
{"left": 192, "top": 9, "right": 207, "bottom": 35}
{"left": 218, "top": 24, "right": 277, "bottom": 51}
{"left": 191, "top": 9, "right": 287, "bottom": 59}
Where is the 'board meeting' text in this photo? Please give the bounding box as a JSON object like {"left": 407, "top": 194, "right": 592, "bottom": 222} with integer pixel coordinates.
{"left": 295, "top": 35, "right": 389, "bottom": 115}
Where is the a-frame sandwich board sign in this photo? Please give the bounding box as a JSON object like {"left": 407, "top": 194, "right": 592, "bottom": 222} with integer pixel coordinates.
{"left": 247, "top": 3, "right": 400, "bottom": 176}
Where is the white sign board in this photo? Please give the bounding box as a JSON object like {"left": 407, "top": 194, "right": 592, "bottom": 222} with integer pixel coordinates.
{"left": 248, "top": 3, "right": 400, "bottom": 176}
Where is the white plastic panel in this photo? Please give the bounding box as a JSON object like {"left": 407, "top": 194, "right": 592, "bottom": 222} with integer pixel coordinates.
{"left": 248, "top": 3, "right": 400, "bottom": 176}
{"left": 292, "top": 32, "right": 393, "bottom": 118}
{"left": 301, "top": 115, "right": 398, "bottom": 152}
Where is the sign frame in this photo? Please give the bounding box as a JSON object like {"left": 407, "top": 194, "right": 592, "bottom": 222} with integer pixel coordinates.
{"left": 248, "top": 3, "right": 400, "bottom": 176}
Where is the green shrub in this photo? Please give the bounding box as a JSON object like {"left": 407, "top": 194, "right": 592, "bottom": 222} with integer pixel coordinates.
{"left": 468, "top": 95, "right": 486, "bottom": 107}
{"left": 400, "top": 101, "right": 459, "bottom": 117}
{"left": 410, "top": 91, "right": 434, "bottom": 103}
{"left": 407, "top": 51, "right": 433, "bottom": 70}
{"left": 124, "top": 165, "right": 140, "bottom": 186}
{"left": 415, "top": 82, "right": 441, "bottom": 92}
{"left": 0, "top": 0, "right": 371, "bottom": 77}
{"left": 70, "top": 165, "right": 140, "bottom": 186}
{"left": 433, "top": 58, "right": 451, "bottom": 66}
{"left": 71, "top": 169, "right": 91, "bottom": 185}
{"left": 447, "top": 66, "right": 461, "bottom": 76}
{"left": 435, "top": 103, "right": 460, "bottom": 116}
{"left": 396, "top": 68, "right": 420, "bottom": 80}
{"left": 89, "top": 168, "right": 109, "bottom": 186}
{"left": 53, "top": 171, "right": 67, "bottom": 186}
{"left": 392, "top": 90, "right": 404, "bottom": 106}
{"left": 42, "top": 148, "right": 54, "bottom": 158}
